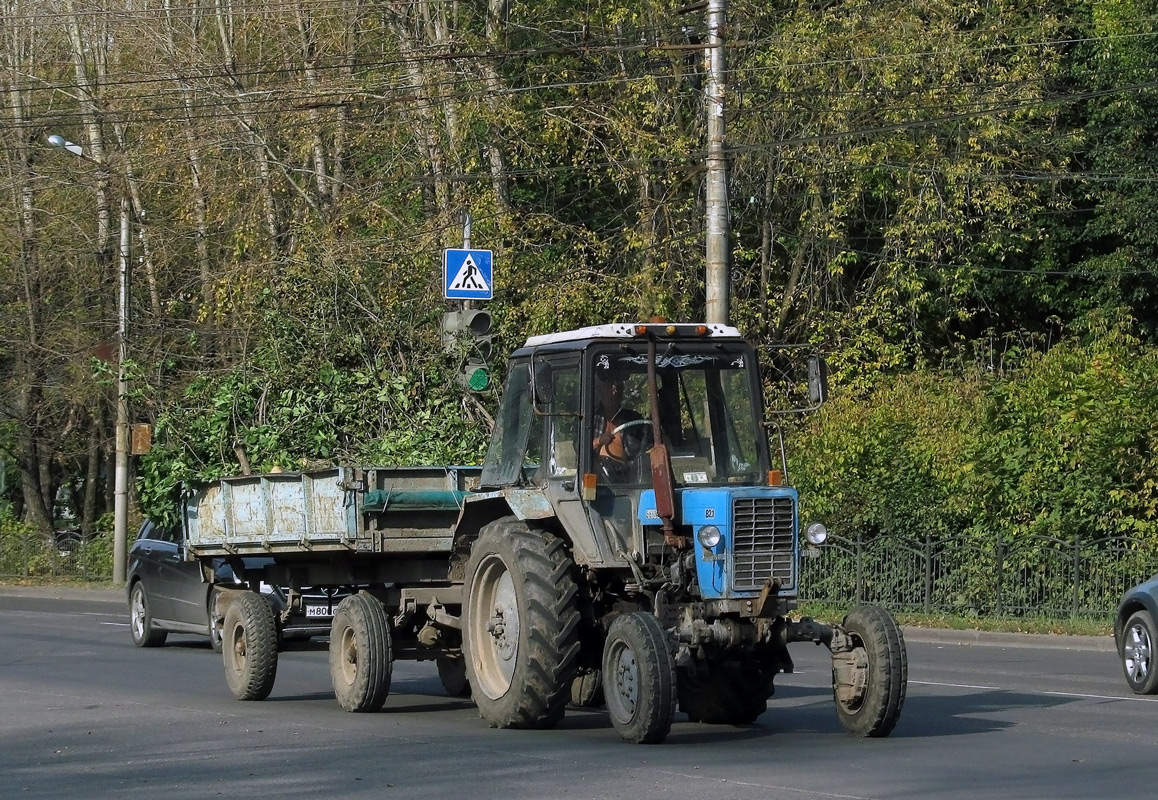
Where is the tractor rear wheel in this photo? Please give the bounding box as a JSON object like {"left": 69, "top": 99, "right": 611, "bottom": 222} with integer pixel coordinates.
{"left": 463, "top": 519, "right": 580, "bottom": 729}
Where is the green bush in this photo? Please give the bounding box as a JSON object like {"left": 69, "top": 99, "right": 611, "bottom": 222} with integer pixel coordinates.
{"left": 793, "top": 369, "right": 987, "bottom": 543}
{"left": 0, "top": 513, "right": 37, "bottom": 577}
{"left": 792, "top": 313, "right": 1158, "bottom": 613}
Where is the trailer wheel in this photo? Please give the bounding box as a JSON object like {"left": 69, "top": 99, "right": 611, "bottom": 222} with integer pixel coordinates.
{"left": 330, "top": 593, "right": 393, "bottom": 712}
{"left": 602, "top": 612, "right": 676, "bottom": 744}
{"left": 437, "top": 655, "right": 471, "bottom": 698}
{"left": 833, "top": 605, "right": 907, "bottom": 737}
{"left": 463, "top": 519, "right": 580, "bottom": 729}
{"left": 222, "top": 591, "right": 279, "bottom": 701}
{"left": 129, "top": 581, "right": 167, "bottom": 648}
{"left": 679, "top": 662, "right": 772, "bottom": 725}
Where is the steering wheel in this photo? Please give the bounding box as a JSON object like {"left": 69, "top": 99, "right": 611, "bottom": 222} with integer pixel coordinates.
{"left": 596, "top": 418, "right": 651, "bottom": 480}
{"left": 610, "top": 418, "right": 651, "bottom": 436}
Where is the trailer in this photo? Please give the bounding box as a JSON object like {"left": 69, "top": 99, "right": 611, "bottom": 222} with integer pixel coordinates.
{"left": 182, "top": 322, "right": 907, "bottom": 743}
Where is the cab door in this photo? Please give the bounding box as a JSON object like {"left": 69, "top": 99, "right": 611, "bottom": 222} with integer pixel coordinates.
{"left": 576, "top": 350, "right": 656, "bottom": 567}
{"left": 534, "top": 354, "right": 611, "bottom": 566}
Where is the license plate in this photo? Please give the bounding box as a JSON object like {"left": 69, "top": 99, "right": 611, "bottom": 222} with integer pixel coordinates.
{"left": 304, "top": 605, "right": 334, "bottom": 618}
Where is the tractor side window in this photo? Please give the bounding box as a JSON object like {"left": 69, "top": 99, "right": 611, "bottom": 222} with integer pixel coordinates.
{"left": 589, "top": 355, "right": 654, "bottom": 487}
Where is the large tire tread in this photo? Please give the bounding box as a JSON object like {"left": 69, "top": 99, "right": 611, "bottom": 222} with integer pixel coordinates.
{"left": 834, "top": 605, "right": 907, "bottom": 737}
{"left": 463, "top": 519, "right": 581, "bottom": 730}
{"left": 222, "top": 591, "right": 279, "bottom": 701}
{"left": 679, "top": 662, "right": 771, "bottom": 725}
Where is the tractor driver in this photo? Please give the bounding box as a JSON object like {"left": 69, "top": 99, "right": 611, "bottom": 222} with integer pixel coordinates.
{"left": 591, "top": 369, "right": 650, "bottom": 481}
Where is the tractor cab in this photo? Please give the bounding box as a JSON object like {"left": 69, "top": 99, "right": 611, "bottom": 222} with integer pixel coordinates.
{"left": 478, "top": 322, "right": 804, "bottom": 603}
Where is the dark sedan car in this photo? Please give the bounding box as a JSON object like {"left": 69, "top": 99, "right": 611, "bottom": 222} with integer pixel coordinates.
{"left": 126, "top": 520, "right": 345, "bottom": 650}
{"left": 1114, "top": 574, "right": 1158, "bottom": 694}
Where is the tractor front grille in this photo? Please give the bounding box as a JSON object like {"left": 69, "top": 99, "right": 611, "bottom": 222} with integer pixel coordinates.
{"left": 731, "top": 496, "right": 796, "bottom": 592}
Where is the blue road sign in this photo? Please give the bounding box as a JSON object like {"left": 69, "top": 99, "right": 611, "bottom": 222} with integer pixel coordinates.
{"left": 444, "top": 249, "right": 493, "bottom": 300}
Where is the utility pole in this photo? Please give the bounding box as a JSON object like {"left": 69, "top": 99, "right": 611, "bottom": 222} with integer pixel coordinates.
{"left": 704, "top": 0, "right": 729, "bottom": 325}
{"left": 462, "top": 210, "right": 474, "bottom": 313}
{"left": 114, "top": 194, "right": 131, "bottom": 585}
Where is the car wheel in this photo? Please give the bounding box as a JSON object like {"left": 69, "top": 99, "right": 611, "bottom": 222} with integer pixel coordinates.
{"left": 1122, "top": 610, "right": 1158, "bottom": 694}
{"left": 129, "top": 582, "right": 167, "bottom": 648}
{"left": 208, "top": 588, "right": 225, "bottom": 653}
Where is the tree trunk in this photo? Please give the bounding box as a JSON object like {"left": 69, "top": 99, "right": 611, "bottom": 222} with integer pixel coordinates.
{"left": 3, "top": 9, "right": 52, "bottom": 534}
{"left": 81, "top": 418, "right": 101, "bottom": 536}
{"left": 162, "top": 0, "right": 214, "bottom": 312}
{"left": 215, "top": 0, "right": 284, "bottom": 254}
{"left": 482, "top": 0, "right": 512, "bottom": 215}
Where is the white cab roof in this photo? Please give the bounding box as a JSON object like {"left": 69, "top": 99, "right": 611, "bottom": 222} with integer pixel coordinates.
{"left": 524, "top": 323, "right": 742, "bottom": 348}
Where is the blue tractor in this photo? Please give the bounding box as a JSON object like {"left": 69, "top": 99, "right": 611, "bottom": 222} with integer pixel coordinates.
{"left": 455, "top": 322, "right": 907, "bottom": 743}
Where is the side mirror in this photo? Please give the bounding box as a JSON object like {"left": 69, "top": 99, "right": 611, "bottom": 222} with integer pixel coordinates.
{"left": 807, "top": 355, "right": 828, "bottom": 406}
{"left": 532, "top": 359, "right": 554, "bottom": 405}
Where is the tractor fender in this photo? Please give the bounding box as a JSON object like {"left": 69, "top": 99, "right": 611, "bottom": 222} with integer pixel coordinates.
{"left": 448, "top": 490, "right": 559, "bottom": 582}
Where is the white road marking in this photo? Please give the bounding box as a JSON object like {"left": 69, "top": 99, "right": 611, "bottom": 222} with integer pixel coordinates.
{"left": 911, "top": 679, "right": 1158, "bottom": 702}
{"left": 911, "top": 680, "right": 1000, "bottom": 690}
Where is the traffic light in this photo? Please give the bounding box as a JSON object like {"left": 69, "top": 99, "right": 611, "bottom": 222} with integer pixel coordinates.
{"left": 441, "top": 309, "right": 493, "bottom": 391}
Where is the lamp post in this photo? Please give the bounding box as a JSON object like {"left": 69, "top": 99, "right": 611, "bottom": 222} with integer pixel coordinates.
{"left": 47, "top": 133, "right": 131, "bottom": 585}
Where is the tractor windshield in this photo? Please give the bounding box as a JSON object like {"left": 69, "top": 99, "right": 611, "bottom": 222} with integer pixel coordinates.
{"left": 479, "top": 363, "right": 539, "bottom": 489}
{"left": 479, "top": 340, "right": 768, "bottom": 490}
{"left": 588, "top": 345, "right": 765, "bottom": 487}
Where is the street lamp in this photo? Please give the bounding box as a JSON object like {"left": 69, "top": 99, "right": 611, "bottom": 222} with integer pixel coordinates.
{"left": 47, "top": 133, "right": 131, "bottom": 585}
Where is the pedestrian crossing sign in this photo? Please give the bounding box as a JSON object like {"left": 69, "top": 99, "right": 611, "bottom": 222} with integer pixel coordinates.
{"left": 444, "top": 249, "right": 494, "bottom": 300}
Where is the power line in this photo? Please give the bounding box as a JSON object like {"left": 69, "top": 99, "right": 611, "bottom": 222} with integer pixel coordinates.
{"left": 5, "top": 8, "right": 1157, "bottom": 97}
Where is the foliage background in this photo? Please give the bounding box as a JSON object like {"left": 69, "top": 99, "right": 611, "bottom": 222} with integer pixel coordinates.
{"left": 0, "top": 0, "right": 1156, "bottom": 576}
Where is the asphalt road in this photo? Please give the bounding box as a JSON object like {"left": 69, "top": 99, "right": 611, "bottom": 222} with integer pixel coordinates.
{"left": 1, "top": 587, "right": 1153, "bottom": 800}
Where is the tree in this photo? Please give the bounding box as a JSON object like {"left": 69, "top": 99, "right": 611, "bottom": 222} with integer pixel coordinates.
{"left": 727, "top": 0, "right": 1072, "bottom": 385}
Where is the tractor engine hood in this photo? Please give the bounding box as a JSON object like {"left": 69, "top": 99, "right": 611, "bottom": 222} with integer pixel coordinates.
{"left": 638, "top": 486, "right": 800, "bottom": 600}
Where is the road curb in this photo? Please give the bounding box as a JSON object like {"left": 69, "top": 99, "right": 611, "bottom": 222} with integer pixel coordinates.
{"left": 0, "top": 584, "right": 125, "bottom": 605}
{"left": 902, "top": 625, "right": 1115, "bottom": 652}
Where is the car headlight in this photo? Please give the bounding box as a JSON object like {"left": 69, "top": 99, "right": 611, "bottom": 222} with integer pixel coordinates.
{"left": 697, "top": 525, "right": 722, "bottom": 549}
{"left": 805, "top": 522, "right": 828, "bottom": 545}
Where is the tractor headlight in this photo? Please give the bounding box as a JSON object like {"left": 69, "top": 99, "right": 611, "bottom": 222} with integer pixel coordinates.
{"left": 697, "top": 525, "right": 722, "bottom": 549}
{"left": 805, "top": 522, "right": 828, "bottom": 545}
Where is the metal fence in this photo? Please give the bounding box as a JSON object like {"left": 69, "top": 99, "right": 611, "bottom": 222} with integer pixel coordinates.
{"left": 0, "top": 533, "right": 112, "bottom": 581}
{"left": 799, "top": 531, "right": 1158, "bottom": 618}
{"left": 6, "top": 525, "right": 1158, "bottom": 619}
